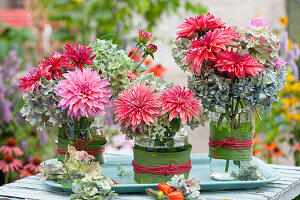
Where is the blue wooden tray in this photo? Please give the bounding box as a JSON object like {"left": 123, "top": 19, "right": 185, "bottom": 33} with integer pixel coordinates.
{"left": 42, "top": 153, "right": 280, "bottom": 193}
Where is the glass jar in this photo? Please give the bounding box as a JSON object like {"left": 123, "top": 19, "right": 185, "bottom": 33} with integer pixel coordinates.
{"left": 209, "top": 108, "right": 254, "bottom": 181}
{"left": 57, "top": 121, "right": 107, "bottom": 163}
{"left": 132, "top": 128, "right": 192, "bottom": 183}
{"left": 134, "top": 128, "right": 189, "bottom": 152}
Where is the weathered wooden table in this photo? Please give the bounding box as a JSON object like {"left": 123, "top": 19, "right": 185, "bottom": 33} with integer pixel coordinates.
{"left": 0, "top": 163, "right": 299, "bottom": 200}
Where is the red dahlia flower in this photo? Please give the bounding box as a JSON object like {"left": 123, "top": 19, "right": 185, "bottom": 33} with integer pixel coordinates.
{"left": 60, "top": 42, "right": 96, "bottom": 71}
{"left": 114, "top": 82, "right": 161, "bottom": 131}
{"left": 39, "top": 51, "right": 71, "bottom": 80}
{"left": 161, "top": 86, "right": 202, "bottom": 125}
{"left": 215, "top": 50, "right": 265, "bottom": 79}
{"left": 185, "top": 27, "right": 239, "bottom": 75}
{"left": 176, "top": 13, "right": 226, "bottom": 40}
{"left": 18, "top": 64, "right": 50, "bottom": 93}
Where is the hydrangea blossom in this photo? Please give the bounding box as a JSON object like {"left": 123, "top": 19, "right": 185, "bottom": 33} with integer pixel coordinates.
{"left": 173, "top": 15, "right": 286, "bottom": 113}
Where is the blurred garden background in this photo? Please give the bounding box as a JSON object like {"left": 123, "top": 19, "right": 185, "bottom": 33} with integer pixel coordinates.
{"left": 0, "top": 0, "right": 299, "bottom": 185}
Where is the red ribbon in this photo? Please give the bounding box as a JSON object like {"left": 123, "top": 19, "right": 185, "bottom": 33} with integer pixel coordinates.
{"left": 132, "top": 159, "right": 192, "bottom": 176}
{"left": 209, "top": 136, "right": 253, "bottom": 159}
{"left": 57, "top": 136, "right": 106, "bottom": 155}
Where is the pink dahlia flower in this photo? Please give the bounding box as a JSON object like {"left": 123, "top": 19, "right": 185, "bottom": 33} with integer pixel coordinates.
{"left": 215, "top": 50, "right": 265, "bottom": 79}
{"left": 114, "top": 82, "right": 161, "bottom": 131}
{"left": 251, "top": 17, "right": 271, "bottom": 31}
{"left": 176, "top": 13, "right": 226, "bottom": 40}
{"left": 0, "top": 154, "right": 22, "bottom": 173}
{"left": 185, "top": 27, "right": 239, "bottom": 75}
{"left": 161, "top": 86, "right": 202, "bottom": 125}
{"left": 18, "top": 64, "right": 50, "bottom": 93}
{"left": 60, "top": 42, "right": 96, "bottom": 71}
{"left": 55, "top": 68, "right": 111, "bottom": 120}
{"left": 0, "top": 138, "right": 23, "bottom": 156}
{"left": 138, "top": 29, "right": 153, "bottom": 43}
{"left": 40, "top": 51, "right": 71, "bottom": 80}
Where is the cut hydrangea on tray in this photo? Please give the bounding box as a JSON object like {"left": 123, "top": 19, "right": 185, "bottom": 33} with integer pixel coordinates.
{"left": 17, "top": 42, "right": 111, "bottom": 163}
{"left": 41, "top": 145, "right": 117, "bottom": 200}
{"left": 173, "top": 13, "right": 286, "bottom": 181}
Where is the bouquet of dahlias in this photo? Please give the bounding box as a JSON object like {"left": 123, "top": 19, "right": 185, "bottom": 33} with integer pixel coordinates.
{"left": 173, "top": 14, "right": 286, "bottom": 119}
{"left": 17, "top": 43, "right": 111, "bottom": 162}
{"left": 172, "top": 13, "right": 286, "bottom": 180}
{"left": 107, "top": 30, "right": 203, "bottom": 184}
{"left": 114, "top": 73, "right": 202, "bottom": 147}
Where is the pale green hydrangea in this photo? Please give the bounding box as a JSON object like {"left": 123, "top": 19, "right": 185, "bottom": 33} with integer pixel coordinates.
{"left": 167, "top": 175, "right": 203, "bottom": 200}
{"left": 173, "top": 25, "right": 286, "bottom": 114}
{"left": 20, "top": 79, "right": 71, "bottom": 130}
{"left": 41, "top": 146, "right": 117, "bottom": 200}
{"left": 90, "top": 39, "right": 135, "bottom": 98}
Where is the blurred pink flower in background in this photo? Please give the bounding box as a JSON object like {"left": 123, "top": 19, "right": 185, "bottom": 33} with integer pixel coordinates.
{"left": 0, "top": 138, "right": 23, "bottom": 156}
{"left": 23, "top": 157, "right": 42, "bottom": 175}
{"left": 55, "top": 68, "right": 111, "bottom": 120}
{"left": 251, "top": 17, "right": 271, "bottom": 31}
{"left": 106, "top": 134, "right": 133, "bottom": 152}
{"left": 0, "top": 154, "right": 22, "bottom": 173}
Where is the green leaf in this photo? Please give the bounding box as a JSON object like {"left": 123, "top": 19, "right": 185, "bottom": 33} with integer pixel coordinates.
{"left": 12, "top": 98, "right": 25, "bottom": 116}
{"left": 170, "top": 118, "right": 180, "bottom": 132}
{"left": 99, "top": 34, "right": 120, "bottom": 41}
{"left": 61, "top": 180, "right": 72, "bottom": 189}
{"left": 87, "top": 117, "right": 94, "bottom": 122}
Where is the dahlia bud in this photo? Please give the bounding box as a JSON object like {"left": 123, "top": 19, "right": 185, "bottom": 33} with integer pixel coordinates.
{"left": 146, "top": 43, "right": 157, "bottom": 54}
{"left": 138, "top": 29, "right": 153, "bottom": 44}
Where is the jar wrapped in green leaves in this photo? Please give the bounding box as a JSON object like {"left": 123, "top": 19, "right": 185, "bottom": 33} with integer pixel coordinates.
{"left": 209, "top": 108, "right": 254, "bottom": 181}
{"left": 57, "top": 121, "right": 107, "bottom": 164}
{"left": 133, "top": 129, "right": 192, "bottom": 183}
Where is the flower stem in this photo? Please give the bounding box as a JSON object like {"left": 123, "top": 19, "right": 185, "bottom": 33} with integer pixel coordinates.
{"left": 4, "top": 171, "right": 9, "bottom": 184}
{"left": 130, "top": 45, "right": 142, "bottom": 59}
{"left": 225, "top": 160, "right": 230, "bottom": 173}
{"left": 133, "top": 56, "right": 147, "bottom": 73}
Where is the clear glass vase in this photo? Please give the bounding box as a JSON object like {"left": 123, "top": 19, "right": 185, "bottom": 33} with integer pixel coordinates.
{"left": 209, "top": 108, "right": 254, "bottom": 181}
{"left": 134, "top": 128, "right": 189, "bottom": 153}
{"left": 56, "top": 118, "right": 107, "bottom": 163}
{"left": 132, "top": 128, "right": 192, "bottom": 183}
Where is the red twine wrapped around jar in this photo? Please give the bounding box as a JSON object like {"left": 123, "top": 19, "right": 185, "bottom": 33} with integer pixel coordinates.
{"left": 57, "top": 136, "right": 106, "bottom": 155}
{"left": 132, "top": 159, "right": 192, "bottom": 176}
{"left": 209, "top": 136, "right": 253, "bottom": 159}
